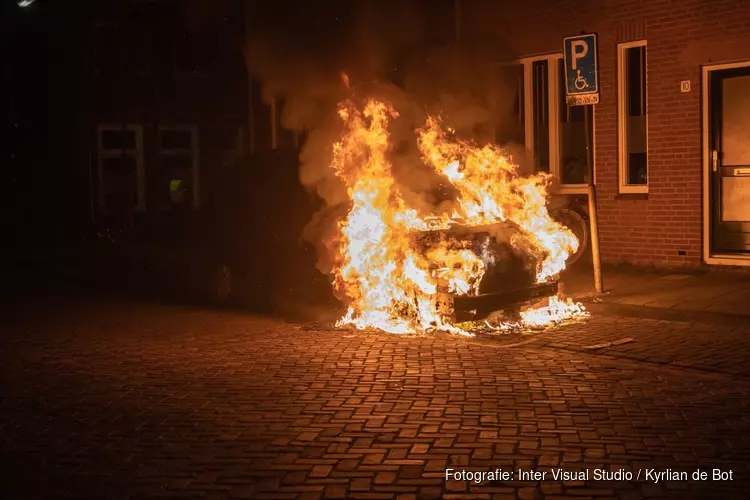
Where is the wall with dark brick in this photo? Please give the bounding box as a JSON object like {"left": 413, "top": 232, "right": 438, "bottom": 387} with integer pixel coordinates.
{"left": 464, "top": 0, "right": 750, "bottom": 267}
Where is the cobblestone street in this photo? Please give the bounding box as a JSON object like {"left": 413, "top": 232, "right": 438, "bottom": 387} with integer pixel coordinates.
{"left": 2, "top": 291, "right": 750, "bottom": 499}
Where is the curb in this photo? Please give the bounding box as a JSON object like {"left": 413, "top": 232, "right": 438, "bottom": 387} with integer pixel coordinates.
{"left": 579, "top": 299, "right": 750, "bottom": 328}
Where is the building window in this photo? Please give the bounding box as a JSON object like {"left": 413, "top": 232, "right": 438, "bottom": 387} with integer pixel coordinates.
{"left": 491, "top": 64, "right": 525, "bottom": 147}
{"left": 532, "top": 60, "right": 550, "bottom": 173}
{"left": 101, "top": 129, "right": 137, "bottom": 150}
{"left": 158, "top": 125, "right": 200, "bottom": 210}
{"left": 557, "top": 59, "right": 592, "bottom": 185}
{"left": 514, "top": 54, "right": 592, "bottom": 192}
{"left": 97, "top": 124, "right": 145, "bottom": 214}
{"left": 618, "top": 41, "right": 648, "bottom": 193}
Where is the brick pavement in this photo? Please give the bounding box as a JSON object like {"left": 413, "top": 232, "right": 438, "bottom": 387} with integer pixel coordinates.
{"left": 475, "top": 316, "right": 750, "bottom": 378}
{"left": 2, "top": 296, "right": 750, "bottom": 499}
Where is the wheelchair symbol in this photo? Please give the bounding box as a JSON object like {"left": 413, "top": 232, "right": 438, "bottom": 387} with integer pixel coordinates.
{"left": 574, "top": 69, "right": 589, "bottom": 90}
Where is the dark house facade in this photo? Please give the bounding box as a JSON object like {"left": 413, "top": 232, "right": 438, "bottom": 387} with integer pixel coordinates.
{"left": 464, "top": 0, "right": 750, "bottom": 269}
{"left": 85, "top": 0, "right": 248, "bottom": 240}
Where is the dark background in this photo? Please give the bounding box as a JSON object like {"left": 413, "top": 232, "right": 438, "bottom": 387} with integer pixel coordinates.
{"left": 1, "top": 0, "right": 91, "bottom": 250}
{"left": 1, "top": 0, "right": 511, "bottom": 316}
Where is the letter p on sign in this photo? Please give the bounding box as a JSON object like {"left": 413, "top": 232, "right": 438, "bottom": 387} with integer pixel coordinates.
{"left": 571, "top": 41, "right": 588, "bottom": 69}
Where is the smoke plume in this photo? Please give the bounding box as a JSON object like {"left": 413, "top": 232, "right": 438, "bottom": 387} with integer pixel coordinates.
{"left": 243, "top": 0, "right": 522, "bottom": 275}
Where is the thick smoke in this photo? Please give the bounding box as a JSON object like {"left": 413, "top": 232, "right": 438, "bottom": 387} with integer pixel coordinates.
{"left": 243, "top": 0, "right": 524, "bottom": 275}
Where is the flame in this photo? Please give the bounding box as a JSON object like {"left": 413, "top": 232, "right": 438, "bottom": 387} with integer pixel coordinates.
{"left": 417, "top": 117, "right": 579, "bottom": 282}
{"left": 328, "top": 99, "right": 587, "bottom": 335}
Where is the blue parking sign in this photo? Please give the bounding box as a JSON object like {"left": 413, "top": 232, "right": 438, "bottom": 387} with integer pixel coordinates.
{"left": 563, "top": 33, "right": 599, "bottom": 106}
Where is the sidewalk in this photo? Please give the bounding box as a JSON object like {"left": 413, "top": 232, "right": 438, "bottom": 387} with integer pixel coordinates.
{"left": 561, "top": 262, "right": 750, "bottom": 326}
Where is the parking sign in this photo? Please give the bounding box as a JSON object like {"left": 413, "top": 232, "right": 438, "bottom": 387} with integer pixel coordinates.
{"left": 563, "top": 33, "right": 599, "bottom": 106}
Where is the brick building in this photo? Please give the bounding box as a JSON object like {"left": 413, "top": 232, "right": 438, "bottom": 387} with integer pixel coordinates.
{"left": 85, "top": 0, "right": 249, "bottom": 239}
{"left": 462, "top": 0, "right": 750, "bottom": 268}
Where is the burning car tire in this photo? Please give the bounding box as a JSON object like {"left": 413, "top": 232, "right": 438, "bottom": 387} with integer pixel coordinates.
{"left": 552, "top": 207, "right": 589, "bottom": 267}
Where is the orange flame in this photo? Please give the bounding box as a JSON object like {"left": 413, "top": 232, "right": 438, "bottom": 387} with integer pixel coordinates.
{"left": 329, "top": 99, "right": 587, "bottom": 335}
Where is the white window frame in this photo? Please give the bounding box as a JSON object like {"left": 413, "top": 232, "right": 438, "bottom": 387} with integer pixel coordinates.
{"left": 97, "top": 124, "right": 146, "bottom": 212}
{"left": 617, "top": 40, "right": 649, "bottom": 194}
{"left": 158, "top": 125, "right": 201, "bottom": 210}
{"left": 519, "top": 53, "right": 591, "bottom": 194}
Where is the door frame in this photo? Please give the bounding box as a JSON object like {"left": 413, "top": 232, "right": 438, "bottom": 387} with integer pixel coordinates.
{"left": 702, "top": 61, "right": 750, "bottom": 266}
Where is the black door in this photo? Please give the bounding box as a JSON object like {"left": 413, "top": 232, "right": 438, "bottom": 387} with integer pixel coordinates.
{"left": 709, "top": 67, "right": 750, "bottom": 253}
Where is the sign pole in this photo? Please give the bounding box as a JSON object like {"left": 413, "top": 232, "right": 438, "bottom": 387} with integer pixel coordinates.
{"left": 564, "top": 32, "right": 604, "bottom": 294}
{"left": 584, "top": 105, "right": 603, "bottom": 294}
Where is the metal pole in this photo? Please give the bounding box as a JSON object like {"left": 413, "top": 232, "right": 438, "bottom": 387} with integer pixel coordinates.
{"left": 584, "top": 105, "right": 603, "bottom": 293}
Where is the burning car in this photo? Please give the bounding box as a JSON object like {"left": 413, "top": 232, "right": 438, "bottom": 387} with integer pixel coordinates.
{"left": 326, "top": 99, "right": 586, "bottom": 335}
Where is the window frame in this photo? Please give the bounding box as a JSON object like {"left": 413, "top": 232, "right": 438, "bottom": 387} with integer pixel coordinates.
{"left": 617, "top": 40, "right": 649, "bottom": 194}
{"left": 518, "top": 53, "right": 591, "bottom": 194}
{"left": 158, "top": 125, "right": 201, "bottom": 209}
{"left": 97, "top": 124, "right": 146, "bottom": 212}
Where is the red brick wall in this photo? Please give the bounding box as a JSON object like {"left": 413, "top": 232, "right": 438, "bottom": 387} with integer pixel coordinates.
{"left": 465, "top": 0, "right": 750, "bottom": 267}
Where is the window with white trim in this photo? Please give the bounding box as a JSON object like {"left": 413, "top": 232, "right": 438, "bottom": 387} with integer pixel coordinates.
{"left": 557, "top": 59, "right": 591, "bottom": 185}
{"left": 617, "top": 40, "right": 648, "bottom": 193}
{"left": 491, "top": 64, "right": 524, "bottom": 147}
{"left": 532, "top": 60, "right": 551, "bottom": 173}
{"left": 506, "top": 54, "right": 593, "bottom": 192}
{"left": 158, "top": 125, "right": 200, "bottom": 210}
{"left": 97, "top": 124, "right": 145, "bottom": 213}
